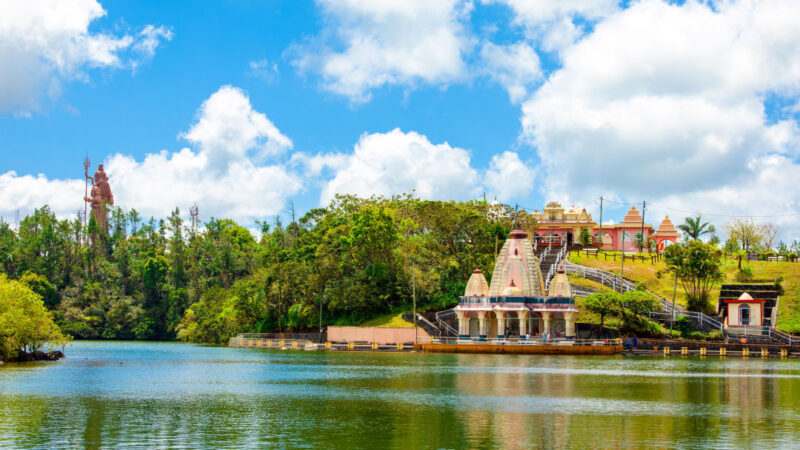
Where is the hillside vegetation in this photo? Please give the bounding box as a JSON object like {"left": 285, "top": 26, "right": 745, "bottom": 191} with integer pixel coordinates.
{"left": 0, "top": 196, "right": 531, "bottom": 344}
{"left": 568, "top": 252, "right": 800, "bottom": 333}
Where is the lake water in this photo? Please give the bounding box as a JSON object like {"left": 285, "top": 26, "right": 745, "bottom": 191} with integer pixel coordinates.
{"left": 2, "top": 341, "right": 800, "bottom": 448}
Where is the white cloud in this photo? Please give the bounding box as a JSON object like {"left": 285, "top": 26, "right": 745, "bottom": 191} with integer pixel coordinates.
{"left": 248, "top": 59, "right": 279, "bottom": 83}
{"left": 480, "top": 42, "right": 541, "bottom": 103}
{"left": 0, "top": 172, "right": 83, "bottom": 222}
{"left": 0, "top": 0, "right": 171, "bottom": 114}
{"left": 104, "top": 149, "right": 301, "bottom": 222}
{"left": 0, "top": 85, "right": 302, "bottom": 224}
{"left": 181, "top": 85, "right": 293, "bottom": 167}
{"left": 487, "top": 0, "right": 618, "bottom": 52}
{"left": 520, "top": 0, "right": 800, "bottom": 238}
{"left": 316, "top": 129, "right": 480, "bottom": 204}
{"left": 291, "top": 0, "right": 472, "bottom": 103}
{"left": 484, "top": 151, "right": 535, "bottom": 200}
{"left": 132, "top": 25, "right": 173, "bottom": 59}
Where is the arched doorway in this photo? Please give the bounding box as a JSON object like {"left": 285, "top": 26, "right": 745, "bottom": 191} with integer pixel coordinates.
{"left": 739, "top": 304, "right": 751, "bottom": 326}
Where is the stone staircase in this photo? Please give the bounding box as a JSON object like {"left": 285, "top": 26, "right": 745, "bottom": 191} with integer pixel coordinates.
{"left": 402, "top": 313, "right": 443, "bottom": 337}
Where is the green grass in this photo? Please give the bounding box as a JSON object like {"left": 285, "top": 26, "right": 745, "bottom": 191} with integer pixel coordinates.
{"left": 358, "top": 312, "right": 414, "bottom": 328}
{"left": 568, "top": 275, "right": 615, "bottom": 293}
{"left": 568, "top": 252, "right": 800, "bottom": 333}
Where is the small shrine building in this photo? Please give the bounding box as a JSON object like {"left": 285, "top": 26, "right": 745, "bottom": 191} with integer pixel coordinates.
{"left": 454, "top": 229, "right": 578, "bottom": 341}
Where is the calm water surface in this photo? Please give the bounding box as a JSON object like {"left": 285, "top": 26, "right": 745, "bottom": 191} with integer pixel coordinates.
{"left": 2, "top": 341, "right": 800, "bottom": 448}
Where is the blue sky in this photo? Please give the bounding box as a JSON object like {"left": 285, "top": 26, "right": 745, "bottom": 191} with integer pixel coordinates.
{"left": 1, "top": 0, "right": 799, "bottom": 240}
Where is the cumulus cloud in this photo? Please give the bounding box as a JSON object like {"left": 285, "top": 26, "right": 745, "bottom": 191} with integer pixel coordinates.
{"left": 0, "top": 0, "right": 171, "bottom": 114}
{"left": 315, "top": 129, "right": 481, "bottom": 204}
{"left": 484, "top": 151, "right": 535, "bottom": 201}
{"left": 0, "top": 172, "right": 84, "bottom": 222}
{"left": 0, "top": 86, "right": 302, "bottom": 224}
{"left": 480, "top": 42, "right": 541, "bottom": 103}
{"left": 487, "top": 0, "right": 618, "bottom": 52}
{"left": 181, "top": 85, "right": 293, "bottom": 167}
{"left": 291, "top": 0, "right": 472, "bottom": 103}
{"left": 520, "top": 0, "right": 800, "bottom": 237}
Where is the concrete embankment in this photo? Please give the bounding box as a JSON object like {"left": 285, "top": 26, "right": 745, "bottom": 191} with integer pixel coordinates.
{"left": 419, "top": 343, "right": 623, "bottom": 355}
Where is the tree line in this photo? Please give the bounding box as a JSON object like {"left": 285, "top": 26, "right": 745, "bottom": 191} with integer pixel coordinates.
{"left": 0, "top": 195, "right": 529, "bottom": 344}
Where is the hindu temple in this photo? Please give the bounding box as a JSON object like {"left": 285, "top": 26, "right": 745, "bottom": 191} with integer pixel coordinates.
{"left": 455, "top": 228, "right": 578, "bottom": 341}
{"left": 525, "top": 201, "right": 680, "bottom": 251}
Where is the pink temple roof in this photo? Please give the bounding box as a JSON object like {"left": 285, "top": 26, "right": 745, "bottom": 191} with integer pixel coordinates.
{"left": 655, "top": 216, "right": 679, "bottom": 235}
{"left": 622, "top": 206, "right": 643, "bottom": 224}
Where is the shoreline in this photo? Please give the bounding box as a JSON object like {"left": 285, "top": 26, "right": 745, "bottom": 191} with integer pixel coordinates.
{"left": 1, "top": 350, "right": 65, "bottom": 364}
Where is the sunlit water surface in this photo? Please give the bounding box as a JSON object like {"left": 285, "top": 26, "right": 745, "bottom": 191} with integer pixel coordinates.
{"left": 2, "top": 341, "right": 800, "bottom": 448}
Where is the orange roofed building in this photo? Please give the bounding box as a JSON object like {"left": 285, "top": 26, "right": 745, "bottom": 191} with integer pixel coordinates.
{"left": 527, "top": 202, "right": 680, "bottom": 252}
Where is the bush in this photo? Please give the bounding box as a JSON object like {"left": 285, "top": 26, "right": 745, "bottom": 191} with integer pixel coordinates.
{"left": 666, "top": 329, "right": 681, "bottom": 339}
{"left": 686, "top": 331, "right": 705, "bottom": 340}
{"left": 707, "top": 330, "right": 724, "bottom": 341}
{"left": 675, "top": 316, "right": 692, "bottom": 336}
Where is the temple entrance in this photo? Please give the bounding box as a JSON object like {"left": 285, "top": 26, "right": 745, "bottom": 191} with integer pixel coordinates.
{"left": 740, "top": 304, "right": 751, "bottom": 326}
{"left": 469, "top": 317, "right": 480, "bottom": 338}
{"left": 506, "top": 312, "right": 519, "bottom": 337}
{"left": 550, "top": 313, "right": 566, "bottom": 338}
{"left": 487, "top": 311, "right": 498, "bottom": 338}
{"left": 562, "top": 231, "right": 574, "bottom": 246}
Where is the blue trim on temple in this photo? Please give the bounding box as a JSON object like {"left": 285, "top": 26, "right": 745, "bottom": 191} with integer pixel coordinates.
{"left": 479, "top": 335, "right": 487, "bottom": 341}
{"left": 458, "top": 334, "right": 470, "bottom": 339}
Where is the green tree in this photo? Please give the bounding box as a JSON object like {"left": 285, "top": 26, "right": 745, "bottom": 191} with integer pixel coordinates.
{"left": 633, "top": 232, "right": 646, "bottom": 253}
{"left": 579, "top": 228, "right": 592, "bottom": 247}
{"left": 0, "top": 274, "right": 70, "bottom": 361}
{"left": 677, "top": 216, "right": 712, "bottom": 241}
{"left": 664, "top": 241, "right": 722, "bottom": 313}
{"left": 583, "top": 292, "right": 621, "bottom": 330}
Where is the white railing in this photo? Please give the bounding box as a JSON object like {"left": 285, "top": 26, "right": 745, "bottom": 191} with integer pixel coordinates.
{"left": 434, "top": 309, "right": 458, "bottom": 336}
{"left": 563, "top": 261, "right": 638, "bottom": 294}
{"left": 648, "top": 311, "right": 724, "bottom": 332}
{"left": 769, "top": 328, "right": 798, "bottom": 345}
{"left": 543, "top": 243, "right": 569, "bottom": 290}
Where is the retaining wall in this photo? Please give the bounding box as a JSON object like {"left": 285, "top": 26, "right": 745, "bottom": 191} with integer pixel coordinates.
{"left": 327, "top": 326, "right": 430, "bottom": 345}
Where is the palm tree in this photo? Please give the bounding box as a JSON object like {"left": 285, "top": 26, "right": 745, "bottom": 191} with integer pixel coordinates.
{"left": 678, "top": 216, "right": 712, "bottom": 241}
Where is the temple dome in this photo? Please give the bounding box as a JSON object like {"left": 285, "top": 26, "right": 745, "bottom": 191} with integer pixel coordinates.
{"left": 464, "top": 268, "right": 489, "bottom": 297}
{"left": 488, "top": 229, "right": 545, "bottom": 296}
{"left": 548, "top": 269, "right": 572, "bottom": 297}
{"left": 502, "top": 280, "right": 523, "bottom": 296}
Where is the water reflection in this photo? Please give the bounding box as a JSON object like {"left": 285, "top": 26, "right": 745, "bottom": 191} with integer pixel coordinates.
{"left": 1, "top": 342, "right": 800, "bottom": 448}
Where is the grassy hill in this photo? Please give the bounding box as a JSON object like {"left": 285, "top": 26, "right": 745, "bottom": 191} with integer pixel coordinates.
{"left": 568, "top": 252, "right": 800, "bottom": 334}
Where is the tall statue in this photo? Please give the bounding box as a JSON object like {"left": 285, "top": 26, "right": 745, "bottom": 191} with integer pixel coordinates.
{"left": 84, "top": 163, "right": 114, "bottom": 230}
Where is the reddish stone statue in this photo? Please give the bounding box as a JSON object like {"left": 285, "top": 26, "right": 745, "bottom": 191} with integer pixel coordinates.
{"left": 84, "top": 164, "right": 114, "bottom": 230}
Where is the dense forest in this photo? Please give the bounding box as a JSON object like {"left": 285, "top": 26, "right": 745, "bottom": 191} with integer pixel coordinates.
{"left": 0, "top": 196, "right": 530, "bottom": 343}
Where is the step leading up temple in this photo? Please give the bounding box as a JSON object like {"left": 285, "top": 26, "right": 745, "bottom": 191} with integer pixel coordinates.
{"left": 454, "top": 228, "right": 578, "bottom": 341}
